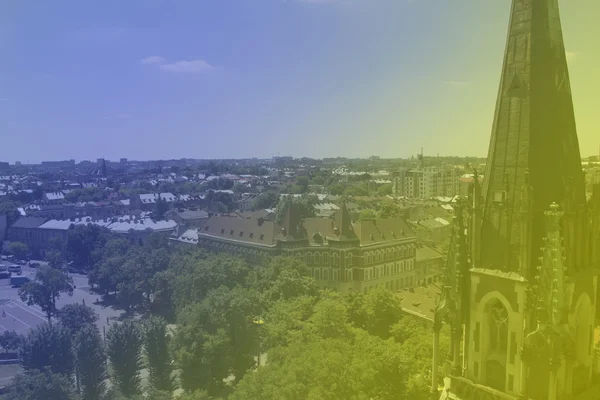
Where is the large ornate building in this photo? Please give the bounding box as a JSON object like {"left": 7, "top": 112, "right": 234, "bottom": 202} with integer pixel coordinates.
{"left": 194, "top": 203, "right": 418, "bottom": 293}
{"left": 434, "top": 0, "right": 600, "bottom": 399}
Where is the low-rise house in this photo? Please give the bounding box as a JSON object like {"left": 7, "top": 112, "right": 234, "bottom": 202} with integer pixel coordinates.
{"left": 131, "top": 193, "right": 177, "bottom": 211}
{"left": 43, "top": 192, "right": 65, "bottom": 203}
{"left": 8, "top": 216, "right": 49, "bottom": 256}
{"left": 415, "top": 244, "right": 444, "bottom": 286}
{"left": 237, "top": 193, "right": 258, "bottom": 211}
{"left": 165, "top": 209, "right": 210, "bottom": 228}
{"left": 109, "top": 217, "right": 177, "bottom": 246}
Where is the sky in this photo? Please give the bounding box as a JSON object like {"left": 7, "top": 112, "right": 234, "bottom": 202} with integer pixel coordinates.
{"left": 1, "top": 0, "right": 599, "bottom": 163}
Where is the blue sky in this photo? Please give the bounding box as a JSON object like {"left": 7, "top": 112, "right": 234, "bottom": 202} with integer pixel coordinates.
{"left": 1, "top": 0, "right": 599, "bottom": 163}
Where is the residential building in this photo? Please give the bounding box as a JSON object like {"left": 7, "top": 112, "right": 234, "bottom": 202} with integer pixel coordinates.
{"left": 165, "top": 209, "right": 210, "bottom": 228}
{"left": 8, "top": 216, "right": 49, "bottom": 256}
{"left": 414, "top": 244, "right": 444, "bottom": 286}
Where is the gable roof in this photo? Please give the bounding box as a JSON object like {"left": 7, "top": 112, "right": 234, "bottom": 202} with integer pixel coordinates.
{"left": 10, "top": 216, "right": 49, "bottom": 229}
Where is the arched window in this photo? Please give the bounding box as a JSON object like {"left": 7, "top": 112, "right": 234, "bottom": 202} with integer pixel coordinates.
{"left": 315, "top": 253, "right": 321, "bottom": 264}
{"left": 346, "top": 253, "right": 353, "bottom": 266}
{"left": 323, "top": 253, "right": 329, "bottom": 264}
{"left": 333, "top": 254, "right": 339, "bottom": 266}
{"left": 306, "top": 253, "right": 314, "bottom": 265}
{"left": 484, "top": 300, "right": 509, "bottom": 391}
{"left": 346, "top": 270, "right": 352, "bottom": 281}
{"left": 315, "top": 269, "right": 321, "bottom": 280}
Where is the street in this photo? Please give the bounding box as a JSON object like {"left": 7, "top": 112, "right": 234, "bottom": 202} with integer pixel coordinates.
{"left": 0, "top": 261, "right": 124, "bottom": 338}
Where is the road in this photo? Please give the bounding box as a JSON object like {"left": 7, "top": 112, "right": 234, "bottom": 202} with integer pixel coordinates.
{"left": 0, "top": 260, "right": 124, "bottom": 338}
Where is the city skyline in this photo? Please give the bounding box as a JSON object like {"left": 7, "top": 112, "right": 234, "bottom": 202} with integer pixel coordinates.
{"left": 1, "top": 0, "right": 599, "bottom": 163}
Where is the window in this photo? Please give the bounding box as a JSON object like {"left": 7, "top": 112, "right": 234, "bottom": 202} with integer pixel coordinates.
{"left": 306, "top": 253, "right": 314, "bottom": 265}
{"left": 485, "top": 300, "right": 509, "bottom": 391}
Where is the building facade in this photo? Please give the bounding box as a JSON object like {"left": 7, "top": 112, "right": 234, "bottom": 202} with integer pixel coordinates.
{"left": 193, "top": 203, "right": 418, "bottom": 294}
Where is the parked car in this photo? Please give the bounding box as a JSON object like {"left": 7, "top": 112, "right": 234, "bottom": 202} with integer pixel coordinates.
{"left": 30, "top": 262, "right": 40, "bottom": 268}
{"left": 7, "top": 265, "right": 22, "bottom": 274}
{"left": 15, "top": 259, "right": 27, "bottom": 265}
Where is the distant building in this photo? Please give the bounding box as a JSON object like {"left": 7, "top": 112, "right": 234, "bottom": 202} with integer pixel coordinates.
{"left": 8, "top": 216, "right": 49, "bottom": 256}
{"left": 415, "top": 244, "right": 444, "bottom": 286}
{"left": 43, "top": 192, "right": 65, "bottom": 203}
{"left": 165, "top": 209, "right": 210, "bottom": 228}
{"left": 191, "top": 203, "right": 418, "bottom": 293}
{"left": 120, "top": 158, "right": 128, "bottom": 165}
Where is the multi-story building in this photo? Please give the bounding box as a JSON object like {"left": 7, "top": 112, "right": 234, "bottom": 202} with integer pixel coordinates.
{"left": 193, "top": 203, "right": 418, "bottom": 293}
{"left": 404, "top": 166, "right": 457, "bottom": 199}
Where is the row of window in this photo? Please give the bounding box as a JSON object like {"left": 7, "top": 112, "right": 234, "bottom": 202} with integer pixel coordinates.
{"left": 364, "top": 259, "right": 414, "bottom": 280}
{"left": 312, "top": 261, "right": 414, "bottom": 283}
{"left": 363, "top": 245, "right": 415, "bottom": 264}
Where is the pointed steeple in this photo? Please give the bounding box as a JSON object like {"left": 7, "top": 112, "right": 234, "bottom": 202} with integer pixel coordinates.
{"left": 335, "top": 201, "right": 356, "bottom": 240}
{"left": 479, "top": 0, "right": 586, "bottom": 275}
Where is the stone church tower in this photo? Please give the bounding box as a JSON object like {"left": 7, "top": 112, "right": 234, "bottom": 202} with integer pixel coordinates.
{"left": 434, "top": 0, "right": 600, "bottom": 399}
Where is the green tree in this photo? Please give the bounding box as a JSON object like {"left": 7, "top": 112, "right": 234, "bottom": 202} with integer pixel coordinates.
{"left": 377, "top": 199, "right": 403, "bottom": 219}
{"left": 19, "top": 322, "right": 74, "bottom": 376}
{"left": 154, "top": 197, "right": 169, "bottom": 220}
{"left": 6, "top": 369, "right": 75, "bottom": 400}
{"left": 0, "top": 330, "right": 23, "bottom": 353}
{"left": 357, "top": 209, "right": 377, "bottom": 220}
{"left": 19, "top": 265, "right": 74, "bottom": 323}
{"left": 45, "top": 249, "right": 65, "bottom": 269}
{"left": 254, "top": 256, "right": 318, "bottom": 306}
{"left": 106, "top": 320, "right": 143, "bottom": 397}
{"left": 74, "top": 324, "right": 107, "bottom": 400}
{"left": 57, "top": 303, "right": 99, "bottom": 335}
{"left": 66, "top": 224, "right": 108, "bottom": 270}
{"left": 0, "top": 201, "right": 21, "bottom": 226}
{"left": 377, "top": 183, "right": 393, "bottom": 196}
{"left": 230, "top": 330, "right": 408, "bottom": 400}
{"left": 252, "top": 192, "right": 278, "bottom": 210}
{"left": 173, "top": 287, "right": 261, "bottom": 394}
{"left": 170, "top": 253, "right": 250, "bottom": 311}
{"left": 6, "top": 241, "right": 28, "bottom": 259}
{"left": 345, "top": 287, "right": 402, "bottom": 339}
{"left": 143, "top": 316, "right": 175, "bottom": 393}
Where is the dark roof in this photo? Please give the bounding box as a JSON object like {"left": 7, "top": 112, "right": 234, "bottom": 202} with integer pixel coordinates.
{"left": 198, "top": 215, "right": 279, "bottom": 247}
{"left": 198, "top": 212, "right": 416, "bottom": 248}
{"left": 10, "top": 216, "right": 49, "bottom": 229}
{"left": 353, "top": 217, "right": 416, "bottom": 245}
{"left": 416, "top": 245, "right": 444, "bottom": 262}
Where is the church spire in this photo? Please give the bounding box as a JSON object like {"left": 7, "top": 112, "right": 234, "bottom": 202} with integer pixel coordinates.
{"left": 479, "top": 0, "right": 586, "bottom": 275}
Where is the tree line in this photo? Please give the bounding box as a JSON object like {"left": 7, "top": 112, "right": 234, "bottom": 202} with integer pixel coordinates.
{"left": 5, "top": 223, "right": 450, "bottom": 399}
